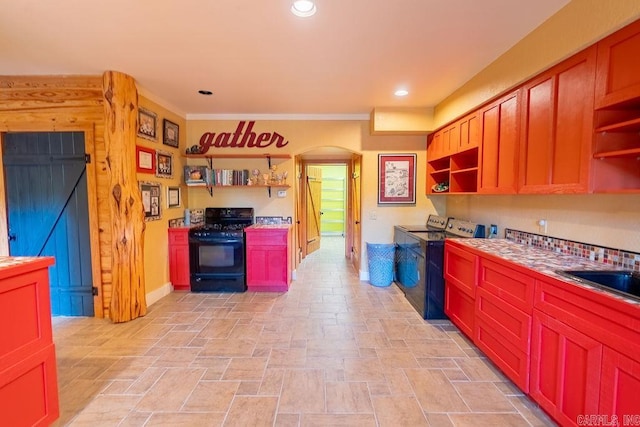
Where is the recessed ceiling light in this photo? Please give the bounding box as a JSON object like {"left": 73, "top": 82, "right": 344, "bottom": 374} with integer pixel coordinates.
{"left": 198, "top": 90, "right": 213, "bottom": 95}
{"left": 395, "top": 89, "right": 409, "bottom": 97}
{"left": 291, "top": 0, "right": 316, "bottom": 17}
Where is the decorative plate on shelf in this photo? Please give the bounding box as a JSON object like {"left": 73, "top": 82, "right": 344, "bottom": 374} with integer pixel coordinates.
{"left": 432, "top": 182, "right": 449, "bottom": 193}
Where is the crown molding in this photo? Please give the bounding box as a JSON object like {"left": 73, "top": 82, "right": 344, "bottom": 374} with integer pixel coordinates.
{"left": 186, "top": 113, "right": 370, "bottom": 121}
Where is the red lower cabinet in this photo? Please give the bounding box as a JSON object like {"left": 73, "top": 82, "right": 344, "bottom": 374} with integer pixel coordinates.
{"left": 168, "top": 228, "right": 190, "bottom": 290}
{"left": 0, "top": 258, "right": 59, "bottom": 426}
{"left": 599, "top": 347, "right": 640, "bottom": 418}
{"left": 444, "top": 242, "right": 478, "bottom": 338}
{"left": 445, "top": 282, "right": 475, "bottom": 338}
{"left": 245, "top": 226, "right": 291, "bottom": 291}
{"left": 474, "top": 258, "right": 535, "bottom": 392}
{"left": 530, "top": 309, "right": 602, "bottom": 426}
{"left": 475, "top": 288, "right": 531, "bottom": 391}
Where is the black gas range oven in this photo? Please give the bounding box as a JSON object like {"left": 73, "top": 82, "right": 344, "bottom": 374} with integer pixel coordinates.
{"left": 394, "top": 215, "right": 485, "bottom": 319}
{"left": 188, "top": 207, "right": 254, "bottom": 292}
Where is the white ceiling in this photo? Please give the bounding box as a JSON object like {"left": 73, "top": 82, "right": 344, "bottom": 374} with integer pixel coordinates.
{"left": 1, "top": 0, "right": 569, "bottom": 117}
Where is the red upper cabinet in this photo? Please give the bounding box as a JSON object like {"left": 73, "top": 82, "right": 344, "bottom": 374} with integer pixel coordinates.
{"left": 427, "top": 129, "right": 444, "bottom": 160}
{"left": 458, "top": 111, "right": 480, "bottom": 152}
{"left": 519, "top": 46, "right": 597, "bottom": 194}
{"left": 595, "top": 18, "right": 640, "bottom": 109}
{"left": 479, "top": 90, "right": 520, "bottom": 194}
{"left": 591, "top": 19, "right": 640, "bottom": 193}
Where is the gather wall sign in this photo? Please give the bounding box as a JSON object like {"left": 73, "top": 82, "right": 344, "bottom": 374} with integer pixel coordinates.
{"left": 197, "top": 121, "right": 290, "bottom": 153}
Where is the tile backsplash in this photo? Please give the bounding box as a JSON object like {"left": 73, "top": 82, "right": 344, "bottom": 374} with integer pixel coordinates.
{"left": 506, "top": 229, "right": 640, "bottom": 273}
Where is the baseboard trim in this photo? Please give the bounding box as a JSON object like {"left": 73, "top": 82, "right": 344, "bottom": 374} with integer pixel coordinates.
{"left": 147, "top": 282, "right": 173, "bottom": 306}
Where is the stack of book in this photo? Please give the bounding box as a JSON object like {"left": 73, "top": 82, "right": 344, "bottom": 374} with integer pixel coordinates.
{"left": 210, "top": 169, "right": 250, "bottom": 186}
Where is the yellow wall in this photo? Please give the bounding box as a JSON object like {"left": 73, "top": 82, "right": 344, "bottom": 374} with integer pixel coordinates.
{"left": 136, "top": 96, "right": 187, "bottom": 296}
{"left": 435, "top": 0, "right": 640, "bottom": 126}
{"left": 186, "top": 119, "right": 445, "bottom": 275}
{"left": 436, "top": 0, "right": 640, "bottom": 252}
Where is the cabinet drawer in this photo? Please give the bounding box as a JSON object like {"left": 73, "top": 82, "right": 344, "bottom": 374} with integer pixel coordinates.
{"left": 0, "top": 343, "right": 59, "bottom": 427}
{"left": 444, "top": 242, "right": 478, "bottom": 297}
{"left": 535, "top": 276, "right": 640, "bottom": 360}
{"left": 0, "top": 268, "right": 53, "bottom": 368}
{"left": 474, "top": 318, "right": 530, "bottom": 392}
{"left": 445, "top": 282, "right": 475, "bottom": 339}
{"left": 475, "top": 288, "right": 532, "bottom": 352}
{"left": 479, "top": 258, "right": 535, "bottom": 312}
{"left": 168, "top": 228, "right": 190, "bottom": 245}
{"left": 245, "top": 229, "right": 289, "bottom": 246}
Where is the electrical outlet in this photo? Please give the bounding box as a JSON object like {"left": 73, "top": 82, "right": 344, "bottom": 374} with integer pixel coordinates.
{"left": 277, "top": 190, "right": 287, "bottom": 198}
{"left": 537, "top": 219, "right": 547, "bottom": 234}
{"left": 369, "top": 211, "right": 377, "bottom": 220}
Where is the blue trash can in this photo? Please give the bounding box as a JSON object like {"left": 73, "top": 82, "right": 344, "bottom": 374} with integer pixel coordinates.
{"left": 367, "top": 243, "right": 396, "bottom": 287}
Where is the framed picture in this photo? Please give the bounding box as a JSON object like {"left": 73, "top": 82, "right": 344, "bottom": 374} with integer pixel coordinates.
{"left": 136, "top": 145, "right": 156, "bottom": 173}
{"left": 137, "top": 107, "right": 157, "bottom": 141}
{"left": 184, "top": 165, "right": 209, "bottom": 185}
{"left": 139, "top": 181, "right": 161, "bottom": 221}
{"left": 156, "top": 150, "right": 173, "bottom": 178}
{"left": 163, "top": 119, "right": 180, "bottom": 148}
{"left": 167, "top": 186, "right": 181, "bottom": 208}
{"left": 378, "top": 153, "right": 416, "bottom": 204}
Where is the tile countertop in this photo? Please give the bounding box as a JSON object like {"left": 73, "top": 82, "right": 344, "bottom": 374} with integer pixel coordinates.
{"left": 448, "top": 238, "right": 640, "bottom": 306}
{"left": 0, "top": 256, "right": 55, "bottom": 280}
{"left": 245, "top": 224, "right": 292, "bottom": 230}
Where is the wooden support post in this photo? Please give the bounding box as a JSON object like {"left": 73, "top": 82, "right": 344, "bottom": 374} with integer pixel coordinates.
{"left": 102, "top": 71, "right": 147, "bottom": 323}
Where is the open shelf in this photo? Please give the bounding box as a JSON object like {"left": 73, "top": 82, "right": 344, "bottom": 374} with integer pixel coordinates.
{"left": 593, "top": 147, "right": 640, "bottom": 159}
{"left": 451, "top": 166, "right": 479, "bottom": 175}
{"left": 184, "top": 153, "right": 291, "bottom": 159}
{"left": 184, "top": 153, "right": 291, "bottom": 197}
{"left": 595, "top": 117, "right": 640, "bottom": 133}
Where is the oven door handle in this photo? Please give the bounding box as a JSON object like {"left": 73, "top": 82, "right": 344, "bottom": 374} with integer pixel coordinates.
{"left": 190, "top": 238, "right": 242, "bottom": 244}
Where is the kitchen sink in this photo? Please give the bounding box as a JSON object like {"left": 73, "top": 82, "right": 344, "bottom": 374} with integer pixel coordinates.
{"left": 557, "top": 270, "right": 640, "bottom": 300}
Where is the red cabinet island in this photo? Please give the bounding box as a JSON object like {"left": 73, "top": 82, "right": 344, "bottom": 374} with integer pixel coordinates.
{"left": 245, "top": 225, "right": 292, "bottom": 292}
{"left": 0, "top": 256, "right": 59, "bottom": 426}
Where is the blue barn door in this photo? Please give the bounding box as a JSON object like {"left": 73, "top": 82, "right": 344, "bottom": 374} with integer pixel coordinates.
{"left": 3, "top": 132, "right": 94, "bottom": 316}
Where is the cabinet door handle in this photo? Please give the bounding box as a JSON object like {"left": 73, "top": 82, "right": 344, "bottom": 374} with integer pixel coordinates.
{"left": 8, "top": 233, "right": 16, "bottom": 242}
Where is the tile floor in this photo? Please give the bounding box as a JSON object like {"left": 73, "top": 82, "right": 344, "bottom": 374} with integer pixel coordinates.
{"left": 51, "top": 236, "right": 556, "bottom": 426}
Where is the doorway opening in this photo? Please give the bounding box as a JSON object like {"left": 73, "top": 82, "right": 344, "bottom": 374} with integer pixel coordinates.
{"left": 294, "top": 147, "right": 362, "bottom": 275}
{"left": 318, "top": 164, "right": 347, "bottom": 237}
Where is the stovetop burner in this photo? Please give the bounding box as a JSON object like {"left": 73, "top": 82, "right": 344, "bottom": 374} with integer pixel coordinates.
{"left": 197, "top": 223, "right": 250, "bottom": 231}
{"left": 189, "top": 207, "right": 254, "bottom": 238}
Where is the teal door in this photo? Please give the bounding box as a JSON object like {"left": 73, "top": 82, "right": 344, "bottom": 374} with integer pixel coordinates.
{"left": 3, "top": 132, "right": 94, "bottom": 316}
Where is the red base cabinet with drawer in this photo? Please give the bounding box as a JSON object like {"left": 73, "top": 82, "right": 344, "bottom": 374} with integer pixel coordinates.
{"left": 168, "top": 228, "right": 190, "bottom": 291}
{"left": 445, "top": 241, "right": 640, "bottom": 426}
{"left": 474, "top": 257, "right": 535, "bottom": 391}
{"left": 0, "top": 257, "right": 59, "bottom": 426}
{"left": 444, "top": 242, "right": 478, "bottom": 338}
{"left": 245, "top": 226, "right": 291, "bottom": 292}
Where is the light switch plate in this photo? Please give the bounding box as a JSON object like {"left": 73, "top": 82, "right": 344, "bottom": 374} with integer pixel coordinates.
{"left": 277, "top": 190, "right": 287, "bottom": 198}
